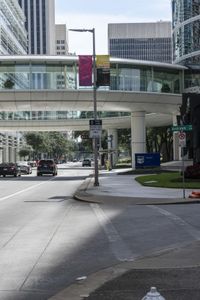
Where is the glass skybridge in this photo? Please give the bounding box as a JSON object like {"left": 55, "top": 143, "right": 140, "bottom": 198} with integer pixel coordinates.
{"left": 0, "top": 55, "right": 186, "bottom": 94}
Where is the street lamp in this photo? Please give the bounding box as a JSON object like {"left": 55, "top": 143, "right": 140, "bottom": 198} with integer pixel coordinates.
{"left": 69, "top": 28, "right": 99, "bottom": 186}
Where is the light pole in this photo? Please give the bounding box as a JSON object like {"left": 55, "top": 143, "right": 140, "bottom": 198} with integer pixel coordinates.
{"left": 69, "top": 28, "right": 99, "bottom": 186}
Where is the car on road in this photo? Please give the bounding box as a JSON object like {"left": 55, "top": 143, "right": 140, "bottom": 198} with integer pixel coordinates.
{"left": 82, "top": 159, "right": 92, "bottom": 167}
{"left": 17, "top": 161, "right": 32, "bottom": 174}
{"left": 0, "top": 163, "right": 21, "bottom": 177}
{"left": 37, "top": 159, "right": 58, "bottom": 176}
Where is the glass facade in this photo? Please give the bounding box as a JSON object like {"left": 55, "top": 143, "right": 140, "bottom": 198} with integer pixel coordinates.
{"left": 0, "top": 58, "right": 183, "bottom": 94}
{"left": 172, "top": 0, "right": 200, "bottom": 65}
{"left": 110, "top": 38, "right": 172, "bottom": 63}
{"left": 0, "top": 111, "right": 130, "bottom": 121}
{"left": 18, "top": 0, "right": 54, "bottom": 55}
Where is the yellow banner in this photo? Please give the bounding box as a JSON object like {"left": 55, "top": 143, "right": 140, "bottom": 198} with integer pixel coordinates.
{"left": 96, "top": 55, "right": 110, "bottom": 68}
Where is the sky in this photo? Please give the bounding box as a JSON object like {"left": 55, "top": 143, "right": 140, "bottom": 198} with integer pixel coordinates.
{"left": 55, "top": 0, "right": 172, "bottom": 55}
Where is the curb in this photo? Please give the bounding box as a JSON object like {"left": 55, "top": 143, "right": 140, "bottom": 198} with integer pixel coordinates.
{"left": 74, "top": 177, "right": 200, "bottom": 205}
{"left": 48, "top": 240, "right": 200, "bottom": 300}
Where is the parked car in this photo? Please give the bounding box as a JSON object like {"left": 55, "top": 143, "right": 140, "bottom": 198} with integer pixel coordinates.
{"left": 37, "top": 159, "right": 58, "bottom": 176}
{"left": 0, "top": 163, "right": 21, "bottom": 177}
{"left": 17, "top": 161, "right": 32, "bottom": 174}
{"left": 82, "top": 159, "right": 92, "bottom": 167}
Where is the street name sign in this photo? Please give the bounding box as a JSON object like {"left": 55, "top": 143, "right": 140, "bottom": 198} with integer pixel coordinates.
{"left": 171, "top": 125, "right": 192, "bottom": 132}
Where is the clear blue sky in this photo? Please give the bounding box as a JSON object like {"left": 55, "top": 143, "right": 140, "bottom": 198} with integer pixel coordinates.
{"left": 55, "top": 0, "right": 172, "bottom": 55}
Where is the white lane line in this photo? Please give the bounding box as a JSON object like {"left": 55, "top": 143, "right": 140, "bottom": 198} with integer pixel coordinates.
{"left": 0, "top": 178, "right": 54, "bottom": 202}
{"left": 91, "top": 203, "right": 136, "bottom": 262}
{"left": 148, "top": 205, "right": 200, "bottom": 241}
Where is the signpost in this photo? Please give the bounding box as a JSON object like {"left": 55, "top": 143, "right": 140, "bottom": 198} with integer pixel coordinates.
{"left": 89, "top": 119, "right": 102, "bottom": 138}
{"left": 178, "top": 131, "right": 186, "bottom": 147}
{"left": 177, "top": 131, "right": 186, "bottom": 199}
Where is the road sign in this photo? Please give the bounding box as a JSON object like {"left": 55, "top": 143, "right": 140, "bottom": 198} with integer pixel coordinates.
{"left": 171, "top": 125, "right": 192, "bottom": 132}
{"left": 178, "top": 131, "right": 186, "bottom": 147}
{"left": 89, "top": 119, "right": 102, "bottom": 138}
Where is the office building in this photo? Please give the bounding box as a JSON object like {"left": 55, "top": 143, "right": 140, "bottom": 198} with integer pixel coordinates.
{"left": 172, "top": 0, "right": 200, "bottom": 66}
{"left": 0, "top": 0, "right": 26, "bottom": 162}
{"left": 18, "top": 0, "right": 55, "bottom": 54}
{"left": 0, "top": 0, "right": 27, "bottom": 54}
{"left": 108, "top": 22, "right": 172, "bottom": 63}
{"left": 55, "top": 24, "right": 68, "bottom": 55}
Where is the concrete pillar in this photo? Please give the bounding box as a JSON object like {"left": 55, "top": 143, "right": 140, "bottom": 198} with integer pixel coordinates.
{"left": 107, "top": 128, "right": 118, "bottom": 167}
{"left": 8, "top": 136, "right": 14, "bottom": 162}
{"left": 3, "top": 133, "right": 9, "bottom": 162}
{"left": 131, "top": 111, "right": 146, "bottom": 169}
{"left": 172, "top": 113, "right": 181, "bottom": 161}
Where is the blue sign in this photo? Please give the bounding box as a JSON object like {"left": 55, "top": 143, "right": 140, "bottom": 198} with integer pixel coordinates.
{"left": 135, "top": 153, "right": 160, "bottom": 168}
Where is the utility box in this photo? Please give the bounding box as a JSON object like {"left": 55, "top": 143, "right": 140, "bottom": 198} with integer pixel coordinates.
{"left": 135, "top": 153, "right": 160, "bottom": 169}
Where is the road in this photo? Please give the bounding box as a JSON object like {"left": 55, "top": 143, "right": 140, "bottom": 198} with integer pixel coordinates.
{"left": 0, "top": 163, "right": 200, "bottom": 299}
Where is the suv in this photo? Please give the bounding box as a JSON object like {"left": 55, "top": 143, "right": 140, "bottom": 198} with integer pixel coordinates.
{"left": 37, "top": 159, "right": 57, "bottom": 176}
{"left": 82, "top": 159, "right": 91, "bottom": 167}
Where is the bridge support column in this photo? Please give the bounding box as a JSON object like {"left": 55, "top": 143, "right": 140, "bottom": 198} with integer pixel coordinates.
{"left": 131, "top": 111, "right": 146, "bottom": 169}
{"left": 107, "top": 128, "right": 118, "bottom": 167}
{"left": 10, "top": 136, "right": 15, "bottom": 162}
{"left": 3, "top": 133, "right": 9, "bottom": 163}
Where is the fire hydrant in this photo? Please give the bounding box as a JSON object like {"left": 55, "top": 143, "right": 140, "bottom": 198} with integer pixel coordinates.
{"left": 142, "top": 287, "right": 165, "bottom": 300}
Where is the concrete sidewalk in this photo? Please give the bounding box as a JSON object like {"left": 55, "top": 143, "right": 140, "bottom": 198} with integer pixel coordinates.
{"left": 50, "top": 162, "right": 200, "bottom": 300}
{"left": 74, "top": 167, "right": 200, "bottom": 205}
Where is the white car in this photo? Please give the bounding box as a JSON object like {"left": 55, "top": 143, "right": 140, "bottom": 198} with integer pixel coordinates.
{"left": 17, "top": 161, "right": 32, "bottom": 174}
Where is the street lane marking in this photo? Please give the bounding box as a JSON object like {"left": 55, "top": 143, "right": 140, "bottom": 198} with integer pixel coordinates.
{"left": 91, "top": 204, "right": 136, "bottom": 262}
{"left": 0, "top": 178, "right": 54, "bottom": 202}
{"left": 148, "top": 205, "right": 200, "bottom": 241}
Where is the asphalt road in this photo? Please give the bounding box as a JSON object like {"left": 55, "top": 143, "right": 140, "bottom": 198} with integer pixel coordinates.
{"left": 0, "top": 163, "right": 200, "bottom": 300}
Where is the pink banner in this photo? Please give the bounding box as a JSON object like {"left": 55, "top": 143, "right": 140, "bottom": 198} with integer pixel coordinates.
{"left": 79, "top": 55, "right": 92, "bottom": 86}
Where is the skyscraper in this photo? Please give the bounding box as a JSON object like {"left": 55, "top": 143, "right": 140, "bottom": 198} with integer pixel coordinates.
{"left": 108, "top": 22, "right": 172, "bottom": 63}
{"left": 172, "top": 0, "right": 200, "bottom": 66}
{"left": 55, "top": 24, "right": 68, "bottom": 56}
{"left": 0, "top": 0, "right": 27, "bottom": 55}
{"left": 18, "top": 0, "right": 55, "bottom": 55}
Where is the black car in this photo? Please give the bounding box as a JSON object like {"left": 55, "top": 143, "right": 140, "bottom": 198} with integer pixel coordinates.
{"left": 82, "top": 159, "right": 92, "bottom": 167}
{"left": 37, "top": 159, "right": 57, "bottom": 176}
{"left": 0, "top": 163, "right": 21, "bottom": 177}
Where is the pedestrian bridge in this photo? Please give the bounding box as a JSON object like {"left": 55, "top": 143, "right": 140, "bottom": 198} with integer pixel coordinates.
{"left": 0, "top": 55, "right": 188, "bottom": 166}
{"left": 0, "top": 55, "right": 185, "bottom": 115}
{"left": 0, "top": 55, "right": 187, "bottom": 129}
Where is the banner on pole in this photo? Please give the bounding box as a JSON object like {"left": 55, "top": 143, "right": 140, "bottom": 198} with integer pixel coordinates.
{"left": 78, "top": 55, "right": 92, "bottom": 86}
{"left": 96, "top": 55, "right": 110, "bottom": 87}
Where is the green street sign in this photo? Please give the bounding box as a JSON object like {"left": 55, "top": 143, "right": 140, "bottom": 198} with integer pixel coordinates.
{"left": 171, "top": 125, "right": 192, "bottom": 132}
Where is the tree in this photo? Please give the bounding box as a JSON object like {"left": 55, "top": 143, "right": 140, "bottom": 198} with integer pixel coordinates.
{"left": 4, "top": 79, "right": 14, "bottom": 89}
{"left": 118, "top": 128, "right": 131, "bottom": 155}
{"left": 24, "top": 132, "right": 49, "bottom": 157}
{"left": 24, "top": 132, "right": 76, "bottom": 160}
{"left": 18, "top": 145, "right": 33, "bottom": 160}
{"left": 161, "top": 83, "right": 171, "bottom": 93}
{"left": 146, "top": 127, "right": 173, "bottom": 162}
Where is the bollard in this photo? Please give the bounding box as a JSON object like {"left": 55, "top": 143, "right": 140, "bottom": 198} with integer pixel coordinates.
{"left": 142, "top": 287, "right": 165, "bottom": 300}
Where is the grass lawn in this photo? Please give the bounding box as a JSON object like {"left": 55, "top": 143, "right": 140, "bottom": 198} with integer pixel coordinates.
{"left": 135, "top": 172, "right": 200, "bottom": 189}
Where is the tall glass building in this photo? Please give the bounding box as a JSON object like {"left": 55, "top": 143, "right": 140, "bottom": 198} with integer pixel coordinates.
{"left": 0, "top": 0, "right": 27, "bottom": 163}
{"left": 0, "top": 0, "right": 27, "bottom": 54}
{"left": 172, "top": 0, "right": 200, "bottom": 66}
{"left": 18, "top": 0, "right": 55, "bottom": 54}
{"left": 108, "top": 22, "right": 172, "bottom": 63}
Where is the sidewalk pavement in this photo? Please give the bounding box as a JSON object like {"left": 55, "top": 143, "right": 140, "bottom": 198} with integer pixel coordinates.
{"left": 50, "top": 161, "right": 200, "bottom": 300}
